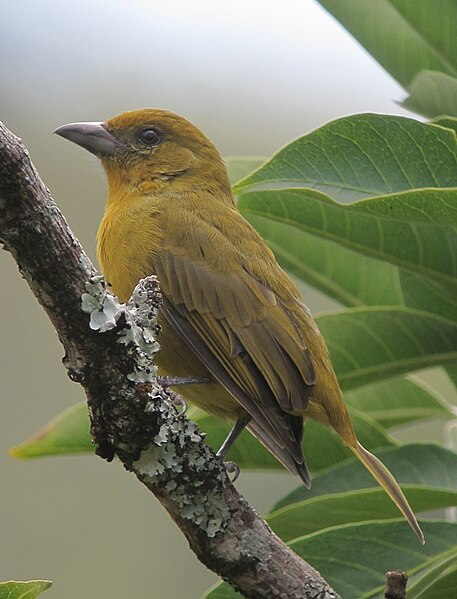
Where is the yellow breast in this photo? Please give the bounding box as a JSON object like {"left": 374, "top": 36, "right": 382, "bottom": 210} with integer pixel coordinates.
{"left": 96, "top": 194, "right": 243, "bottom": 421}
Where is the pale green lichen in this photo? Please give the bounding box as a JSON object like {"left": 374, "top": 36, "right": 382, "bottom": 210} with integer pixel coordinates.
{"left": 154, "top": 424, "right": 170, "bottom": 446}
{"left": 180, "top": 490, "right": 229, "bottom": 536}
{"left": 81, "top": 276, "right": 123, "bottom": 332}
{"left": 80, "top": 263, "right": 160, "bottom": 383}
{"left": 136, "top": 445, "right": 168, "bottom": 477}
{"left": 135, "top": 412, "right": 230, "bottom": 537}
{"left": 78, "top": 254, "right": 93, "bottom": 277}
{"left": 80, "top": 258, "right": 229, "bottom": 536}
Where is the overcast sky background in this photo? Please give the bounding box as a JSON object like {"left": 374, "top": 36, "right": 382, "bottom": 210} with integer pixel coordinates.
{"left": 0, "top": 2, "right": 422, "bottom": 599}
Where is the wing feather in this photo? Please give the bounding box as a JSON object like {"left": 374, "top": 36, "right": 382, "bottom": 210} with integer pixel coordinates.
{"left": 154, "top": 249, "right": 316, "bottom": 479}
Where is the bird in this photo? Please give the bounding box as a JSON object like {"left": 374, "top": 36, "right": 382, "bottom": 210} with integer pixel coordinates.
{"left": 54, "top": 108, "right": 424, "bottom": 543}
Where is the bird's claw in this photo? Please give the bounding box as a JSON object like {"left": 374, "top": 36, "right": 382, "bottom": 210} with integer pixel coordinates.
{"left": 169, "top": 391, "right": 187, "bottom": 416}
{"left": 223, "top": 461, "right": 240, "bottom": 483}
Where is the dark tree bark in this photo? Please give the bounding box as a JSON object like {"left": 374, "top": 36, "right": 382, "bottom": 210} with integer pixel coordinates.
{"left": 0, "top": 121, "right": 341, "bottom": 599}
{"left": 384, "top": 571, "right": 408, "bottom": 599}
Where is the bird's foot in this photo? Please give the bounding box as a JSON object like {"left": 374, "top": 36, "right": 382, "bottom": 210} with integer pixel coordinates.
{"left": 168, "top": 391, "right": 187, "bottom": 416}
{"left": 222, "top": 460, "right": 240, "bottom": 483}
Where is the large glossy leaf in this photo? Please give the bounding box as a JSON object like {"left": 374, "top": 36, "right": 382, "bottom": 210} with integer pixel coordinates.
{"left": 202, "top": 583, "right": 237, "bottom": 599}
{"left": 267, "top": 487, "right": 457, "bottom": 542}
{"left": 10, "top": 402, "right": 93, "bottom": 458}
{"left": 317, "top": 0, "right": 457, "bottom": 89}
{"left": 238, "top": 188, "right": 457, "bottom": 286}
{"left": 433, "top": 116, "right": 457, "bottom": 135}
{"left": 274, "top": 443, "right": 457, "bottom": 509}
{"left": 446, "top": 362, "right": 457, "bottom": 387}
{"left": 204, "top": 521, "right": 457, "bottom": 599}
{"left": 315, "top": 307, "right": 457, "bottom": 390}
{"left": 11, "top": 401, "right": 394, "bottom": 474}
{"left": 344, "top": 376, "right": 453, "bottom": 428}
{"left": 245, "top": 209, "right": 404, "bottom": 307}
{"left": 408, "top": 555, "right": 457, "bottom": 598}
{"left": 402, "top": 70, "right": 457, "bottom": 118}
{"left": 302, "top": 407, "right": 395, "bottom": 472}
{"left": 242, "top": 202, "right": 456, "bottom": 315}
{"left": 290, "top": 520, "right": 457, "bottom": 599}
{"left": 233, "top": 114, "right": 457, "bottom": 201}
{"left": 0, "top": 581, "right": 52, "bottom": 599}
{"left": 400, "top": 270, "right": 457, "bottom": 323}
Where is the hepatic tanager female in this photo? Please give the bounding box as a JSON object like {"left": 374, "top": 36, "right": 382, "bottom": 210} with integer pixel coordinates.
{"left": 55, "top": 109, "right": 423, "bottom": 542}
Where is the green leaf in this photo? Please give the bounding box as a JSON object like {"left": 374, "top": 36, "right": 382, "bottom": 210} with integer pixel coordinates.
{"left": 201, "top": 583, "right": 239, "bottom": 599}
{"left": 243, "top": 194, "right": 457, "bottom": 314}
{"left": 400, "top": 271, "right": 457, "bottom": 323}
{"left": 290, "top": 520, "right": 457, "bottom": 599}
{"left": 224, "top": 156, "right": 265, "bottom": 185}
{"left": 432, "top": 116, "right": 457, "bottom": 135}
{"left": 274, "top": 443, "right": 457, "bottom": 509}
{"left": 10, "top": 402, "right": 93, "bottom": 458}
{"left": 308, "top": 407, "right": 395, "bottom": 471}
{"left": 402, "top": 70, "right": 457, "bottom": 118}
{"left": 246, "top": 209, "right": 404, "bottom": 307}
{"left": 238, "top": 188, "right": 457, "bottom": 287}
{"left": 0, "top": 581, "right": 52, "bottom": 599}
{"left": 204, "top": 521, "right": 457, "bottom": 599}
{"left": 315, "top": 307, "right": 457, "bottom": 390}
{"left": 344, "top": 376, "right": 453, "bottom": 429}
{"left": 243, "top": 194, "right": 456, "bottom": 314}
{"left": 234, "top": 114, "right": 457, "bottom": 201}
{"left": 317, "top": 0, "right": 457, "bottom": 89}
{"left": 445, "top": 362, "right": 457, "bottom": 387}
{"left": 267, "top": 487, "right": 457, "bottom": 542}
{"left": 409, "top": 555, "right": 457, "bottom": 598}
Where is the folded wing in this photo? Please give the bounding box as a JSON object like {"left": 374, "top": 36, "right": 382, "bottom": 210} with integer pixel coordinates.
{"left": 154, "top": 250, "right": 316, "bottom": 484}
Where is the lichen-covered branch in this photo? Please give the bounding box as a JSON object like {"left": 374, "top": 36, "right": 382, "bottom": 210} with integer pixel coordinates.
{"left": 0, "top": 121, "right": 341, "bottom": 599}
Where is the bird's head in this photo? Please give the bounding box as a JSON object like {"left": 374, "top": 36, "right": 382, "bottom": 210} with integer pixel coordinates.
{"left": 54, "top": 108, "right": 232, "bottom": 197}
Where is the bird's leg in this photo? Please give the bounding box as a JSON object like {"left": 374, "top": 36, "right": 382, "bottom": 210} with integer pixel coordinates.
{"left": 223, "top": 461, "right": 240, "bottom": 482}
{"left": 158, "top": 375, "right": 212, "bottom": 387}
{"left": 216, "top": 414, "right": 251, "bottom": 483}
{"left": 159, "top": 375, "right": 212, "bottom": 416}
{"left": 216, "top": 413, "right": 252, "bottom": 460}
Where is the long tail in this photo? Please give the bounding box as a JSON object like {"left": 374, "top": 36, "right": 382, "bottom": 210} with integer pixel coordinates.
{"left": 353, "top": 441, "right": 424, "bottom": 544}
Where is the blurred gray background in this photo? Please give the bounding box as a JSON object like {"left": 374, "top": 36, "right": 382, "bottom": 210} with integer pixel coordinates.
{"left": 0, "top": 1, "right": 435, "bottom": 598}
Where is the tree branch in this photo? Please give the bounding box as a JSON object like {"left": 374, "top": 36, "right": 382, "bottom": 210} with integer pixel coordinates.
{"left": 384, "top": 571, "right": 408, "bottom": 599}
{"left": 0, "top": 121, "right": 340, "bottom": 599}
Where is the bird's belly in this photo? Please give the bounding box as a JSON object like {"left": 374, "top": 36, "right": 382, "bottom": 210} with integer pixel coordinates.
{"left": 156, "top": 314, "right": 244, "bottom": 421}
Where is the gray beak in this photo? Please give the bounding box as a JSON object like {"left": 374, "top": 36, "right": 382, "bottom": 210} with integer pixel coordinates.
{"left": 54, "top": 121, "right": 119, "bottom": 156}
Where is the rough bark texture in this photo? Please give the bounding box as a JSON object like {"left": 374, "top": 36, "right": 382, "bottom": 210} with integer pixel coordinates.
{"left": 0, "top": 121, "right": 341, "bottom": 599}
{"left": 384, "top": 571, "right": 408, "bottom": 599}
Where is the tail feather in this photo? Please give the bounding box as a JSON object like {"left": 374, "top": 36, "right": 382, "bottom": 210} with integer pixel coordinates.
{"left": 353, "top": 441, "right": 424, "bottom": 544}
{"left": 247, "top": 419, "right": 311, "bottom": 488}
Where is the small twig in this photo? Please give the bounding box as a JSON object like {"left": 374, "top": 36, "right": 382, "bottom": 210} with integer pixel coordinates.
{"left": 384, "top": 571, "right": 408, "bottom": 599}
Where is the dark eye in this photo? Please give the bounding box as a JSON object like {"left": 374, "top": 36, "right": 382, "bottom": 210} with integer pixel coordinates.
{"left": 138, "top": 128, "right": 162, "bottom": 146}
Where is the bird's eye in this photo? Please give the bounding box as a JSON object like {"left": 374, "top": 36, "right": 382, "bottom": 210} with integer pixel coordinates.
{"left": 138, "top": 128, "right": 162, "bottom": 146}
